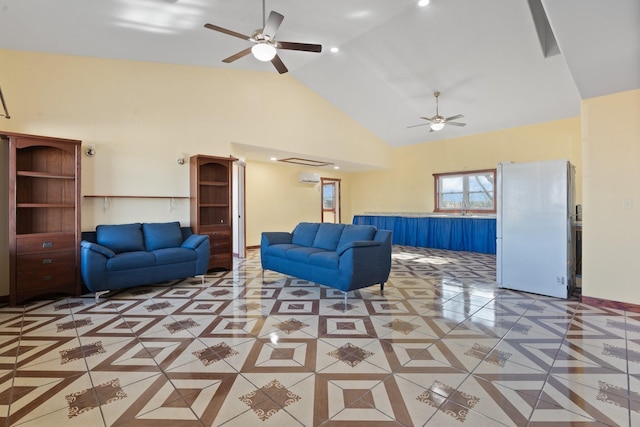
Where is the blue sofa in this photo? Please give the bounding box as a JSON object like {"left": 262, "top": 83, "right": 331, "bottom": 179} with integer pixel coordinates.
{"left": 261, "top": 222, "right": 392, "bottom": 304}
{"left": 81, "top": 222, "right": 210, "bottom": 302}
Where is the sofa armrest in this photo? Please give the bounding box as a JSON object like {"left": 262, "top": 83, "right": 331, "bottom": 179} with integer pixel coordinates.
{"left": 80, "top": 241, "right": 114, "bottom": 293}
{"left": 185, "top": 234, "right": 210, "bottom": 275}
{"left": 337, "top": 240, "right": 382, "bottom": 256}
{"left": 337, "top": 231, "right": 392, "bottom": 292}
{"left": 261, "top": 232, "right": 293, "bottom": 246}
{"left": 181, "top": 233, "right": 208, "bottom": 249}
{"left": 81, "top": 241, "right": 116, "bottom": 259}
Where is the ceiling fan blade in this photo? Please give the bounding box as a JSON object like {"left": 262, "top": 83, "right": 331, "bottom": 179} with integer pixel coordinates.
{"left": 271, "top": 54, "right": 288, "bottom": 74}
{"left": 445, "top": 114, "right": 464, "bottom": 122}
{"left": 407, "top": 123, "right": 430, "bottom": 128}
{"left": 204, "top": 23, "right": 250, "bottom": 41}
{"left": 278, "top": 41, "right": 322, "bottom": 53}
{"left": 419, "top": 116, "right": 434, "bottom": 122}
{"left": 222, "top": 47, "right": 252, "bottom": 63}
{"left": 446, "top": 122, "right": 467, "bottom": 127}
{"left": 263, "top": 11, "right": 284, "bottom": 38}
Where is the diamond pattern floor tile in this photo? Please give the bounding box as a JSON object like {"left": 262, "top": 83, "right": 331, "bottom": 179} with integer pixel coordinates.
{"left": 0, "top": 246, "right": 637, "bottom": 426}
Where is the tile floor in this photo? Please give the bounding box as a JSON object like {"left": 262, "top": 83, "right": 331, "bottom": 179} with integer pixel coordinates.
{"left": 1, "top": 246, "right": 639, "bottom": 426}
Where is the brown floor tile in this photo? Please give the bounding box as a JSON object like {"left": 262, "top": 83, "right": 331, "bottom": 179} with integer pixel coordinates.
{"left": 0, "top": 246, "right": 636, "bottom": 426}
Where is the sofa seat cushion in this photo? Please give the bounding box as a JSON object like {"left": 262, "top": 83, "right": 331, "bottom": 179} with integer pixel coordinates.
{"left": 97, "top": 223, "right": 145, "bottom": 253}
{"left": 143, "top": 222, "right": 183, "bottom": 251}
{"left": 312, "top": 223, "right": 345, "bottom": 251}
{"left": 153, "top": 247, "right": 197, "bottom": 265}
{"left": 264, "top": 244, "right": 298, "bottom": 258}
{"left": 106, "top": 251, "right": 156, "bottom": 271}
{"left": 285, "top": 247, "right": 327, "bottom": 263}
{"left": 309, "top": 251, "right": 339, "bottom": 269}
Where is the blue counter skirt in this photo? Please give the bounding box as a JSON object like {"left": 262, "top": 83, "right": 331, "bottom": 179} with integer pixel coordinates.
{"left": 352, "top": 215, "right": 496, "bottom": 254}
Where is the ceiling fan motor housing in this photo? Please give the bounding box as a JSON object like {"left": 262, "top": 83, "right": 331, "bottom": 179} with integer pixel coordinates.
{"left": 204, "top": 3, "right": 322, "bottom": 74}
{"left": 250, "top": 30, "right": 271, "bottom": 43}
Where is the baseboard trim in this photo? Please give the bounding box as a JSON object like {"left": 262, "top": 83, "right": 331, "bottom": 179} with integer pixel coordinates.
{"left": 581, "top": 295, "right": 640, "bottom": 313}
{"left": 247, "top": 245, "right": 260, "bottom": 250}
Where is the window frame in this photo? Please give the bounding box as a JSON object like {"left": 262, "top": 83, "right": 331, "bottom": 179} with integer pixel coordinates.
{"left": 433, "top": 168, "right": 497, "bottom": 214}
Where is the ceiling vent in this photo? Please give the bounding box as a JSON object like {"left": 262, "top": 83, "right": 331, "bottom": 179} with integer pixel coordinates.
{"left": 279, "top": 157, "right": 333, "bottom": 167}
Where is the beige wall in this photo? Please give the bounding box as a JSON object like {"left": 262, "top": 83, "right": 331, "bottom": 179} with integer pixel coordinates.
{"left": 3, "top": 49, "right": 637, "bottom": 307}
{"left": 350, "top": 118, "right": 582, "bottom": 215}
{"left": 0, "top": 48, "right": 389, "bottom": 297}
{"left": 0, "top": 50, "right": 392, "bottom": 176}
{"left": 245, "top": 160, "right": 351, "bottom": 246}
{"left": 582, "top": 89, "right": 640, "bottom": 305}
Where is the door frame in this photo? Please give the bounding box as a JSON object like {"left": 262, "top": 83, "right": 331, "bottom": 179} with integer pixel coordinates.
{"left": 320, "top": 177, "right": 341, "bottom": 224}
{"left": 232, "top": 161, "right": 246, "bottom": 258}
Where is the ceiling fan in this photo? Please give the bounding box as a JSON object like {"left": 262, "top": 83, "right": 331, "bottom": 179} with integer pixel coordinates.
{"left": 203, "top": 0, "right": 322, "bottom": 74}
{"left": 408, "top": 92, "right": 466, "bottom": 132}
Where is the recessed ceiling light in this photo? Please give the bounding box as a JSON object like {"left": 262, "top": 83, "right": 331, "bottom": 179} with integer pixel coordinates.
{"left": 418, "top": 0, "right": 430, "bottom": 6}
{"left": 270, "top": 157, "right": 277, "bottom": 161}
{"left": 330, "top": 47, "right": 339, "bottom": 53}
{"left": 334, "top": 166, "right": 340, "bottom": 170}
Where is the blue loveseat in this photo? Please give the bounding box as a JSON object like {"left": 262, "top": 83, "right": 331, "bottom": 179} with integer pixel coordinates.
{"left": 261, "top": 222, "right": 392, "bottom": 304}
{"left": 81, "top": 222, "right": 210, "bottom": 301}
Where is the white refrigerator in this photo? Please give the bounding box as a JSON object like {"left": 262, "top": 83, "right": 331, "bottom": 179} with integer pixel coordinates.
{"left": 496, "top": 160, "right": 576, "bottom": 299}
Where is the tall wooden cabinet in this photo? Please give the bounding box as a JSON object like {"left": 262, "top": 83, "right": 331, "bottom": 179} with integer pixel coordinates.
{"left": 190, "top": 155, "right": 236, "bottom": 271}
{"left": 4, "top": 131, "right": 82, "bottom": 306}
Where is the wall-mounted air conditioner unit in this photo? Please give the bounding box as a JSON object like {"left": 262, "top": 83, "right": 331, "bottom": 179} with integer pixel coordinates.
{"left": 298, "top": 172, "right": 320, "bottom": 183}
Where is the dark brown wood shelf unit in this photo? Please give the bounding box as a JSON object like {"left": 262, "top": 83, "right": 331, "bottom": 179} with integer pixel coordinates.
{"left": 190, "top": 154, "right": 236, "bottom": 271}
{"left": 3, "top": 131, "right": 82, "bottom": 305}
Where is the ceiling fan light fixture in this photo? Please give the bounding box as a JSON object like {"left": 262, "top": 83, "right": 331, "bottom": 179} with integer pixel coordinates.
{"left": 251, "top": 42, "right": 277, "bottom": 61}
{"left": 430, "top": 122, "right": 445, "bottom": 131}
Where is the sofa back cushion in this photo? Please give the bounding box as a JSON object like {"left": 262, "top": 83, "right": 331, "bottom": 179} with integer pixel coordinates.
{"left": 96, "top": 223, "right": 145, "bottom": 254}
{"left": 312, "top": 223, "right": 345, "bottom": 251}
{"left": 291, "top": 222, "right": 320, "bottom": 247}
{"left": 143, "top": 222, "right": 184, "bottom": 251}
{"left": 337, "top": 225, "right": 377, "bottom": 248}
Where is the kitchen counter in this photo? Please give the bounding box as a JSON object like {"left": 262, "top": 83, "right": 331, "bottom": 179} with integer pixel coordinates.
{"left": 363, "top": 211, "right": 496, "bottom": 219}
{"left": 353, "top": 213, "right": 496, "bottom": 254}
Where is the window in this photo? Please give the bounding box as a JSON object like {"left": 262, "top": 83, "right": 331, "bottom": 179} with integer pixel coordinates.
{"left": 434, "top": 169, "right": 496, "bottom": 213}
{"left": 323, "top": 184, "right": 334, "bottom": 209}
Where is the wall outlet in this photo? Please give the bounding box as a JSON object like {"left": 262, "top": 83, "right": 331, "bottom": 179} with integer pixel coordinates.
{"left": 623, "top": 199, "right": 634, "bottom": 210}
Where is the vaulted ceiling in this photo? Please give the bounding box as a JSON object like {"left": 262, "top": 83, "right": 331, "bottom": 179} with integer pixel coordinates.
{"left": 1, "top": 0, "right": 638, "bottom": 150}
